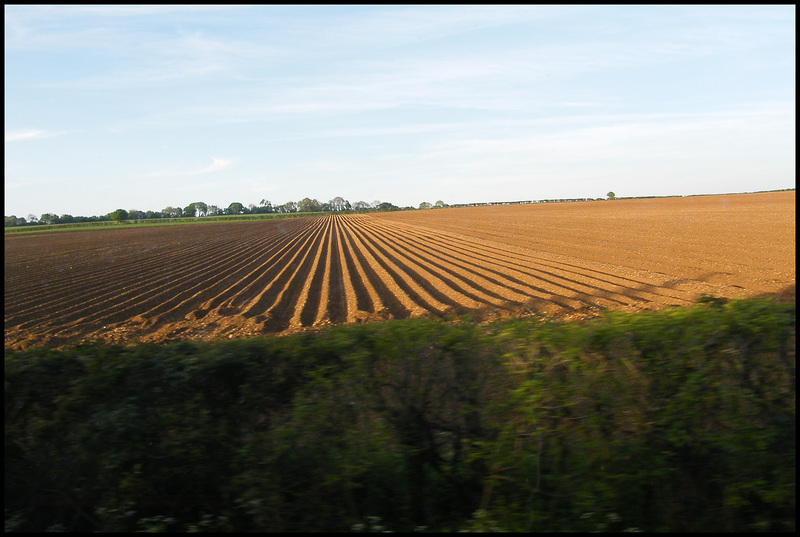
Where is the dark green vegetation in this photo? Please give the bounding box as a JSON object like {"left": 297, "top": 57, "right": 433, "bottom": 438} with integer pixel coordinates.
{"left": 5, "top": 297, "right": 795, "bottom": 532}
{"left": 4, "top": 196, "right": 407, "bottom": 234}
{"left": 3, "top": 210, "right": 325, "bottom": 235}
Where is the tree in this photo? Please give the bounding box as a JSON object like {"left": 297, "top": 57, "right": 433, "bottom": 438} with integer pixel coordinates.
{"left": 184, "top": 202, "right": 207, "bottom": 217}
{"left": 108, "top": 209, "right": 129, "bottom": 223}
{"left": 227, "top": 202, "right": 244, "bottom": 215}
{"left": 5, "top": 216, "right": 27, "bottom": 227}
{"left": 162, "top": 206, "right": 181, "bottom": 218}
{"left": 329, "top": 196, "right": 348, "bottom": 211}
{"left": 434, "top": 200, "right": 447, "bottom": 209}
{"left": 279, "top": 201, "right": 298, "bottom": 213}
{"left": 298, "top": 198, "right": 322, "bottom": 213}
{"left": 419, "top": 202, "right": 432, "bottom": 210}
{"left": 354, "top": 201, "right": 370, "bottom": 211}
{"left": 607, "top": 192, "right": 616, "bottom": 200}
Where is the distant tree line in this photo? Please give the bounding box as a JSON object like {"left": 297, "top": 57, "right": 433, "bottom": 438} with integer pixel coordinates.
{"left": 4, "top": 213, "right": 112, "bottom": 227}
{"left": 5, "top": 196, "right": 443, "bottom": 228}
{"left": 9, "top": 189, "right": 664, "bottom": 228}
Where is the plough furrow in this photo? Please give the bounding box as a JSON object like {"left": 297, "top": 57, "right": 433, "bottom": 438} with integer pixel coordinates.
{"left": 5, "top": 191, "right": 794, "bottom": 348}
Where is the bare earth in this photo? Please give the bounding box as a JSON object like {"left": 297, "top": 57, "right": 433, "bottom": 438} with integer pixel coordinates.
{"left": 5, "top": 191, "right": 795, "bottom": 349}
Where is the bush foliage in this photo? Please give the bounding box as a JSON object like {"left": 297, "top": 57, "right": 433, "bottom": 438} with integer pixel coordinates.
{"left": 5, "top": 297, "right": 795, "bottom": 532}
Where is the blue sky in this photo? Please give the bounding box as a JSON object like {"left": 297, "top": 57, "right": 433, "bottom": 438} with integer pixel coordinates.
{"left": 4, "top": 5, "right": 796, "bottom": 218}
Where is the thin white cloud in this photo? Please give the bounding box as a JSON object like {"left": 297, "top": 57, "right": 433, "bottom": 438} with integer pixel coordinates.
{"left": 309, "top": 5, "right": 554, "bottom": 50}
{"left": 427, "top": 105, "right": 794, "bottom": 163}
{"left": 29, "top": 31, "right": 274, "bottom": 91}
{"left": 197, "top": 157, "right": 233, "bottom": 174}
{"left": 115, "top": 27, "right": 771, "bottom": 131}
{"left": 4, "top": 4, "right": 251, "bottom": 47}
{"left": 7, "top": 5, "right": 275, "bottom": 93}
{"left": 69, "top": 5, "right": 250, "bottom": 17}
{"left": 143, "top": 157, "right": 233, "bottom": 178}
{"left": 4, "top": 129, "right": 61, "bottom": 142}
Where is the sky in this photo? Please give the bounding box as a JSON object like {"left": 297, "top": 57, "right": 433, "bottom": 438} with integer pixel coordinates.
{"left": 4, "top": 5, "right": 796, "bottom": 218}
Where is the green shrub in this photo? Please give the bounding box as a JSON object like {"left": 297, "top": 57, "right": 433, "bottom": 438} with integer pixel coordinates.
{"left": 5, "top": 298, "right": 795, "bottom": 531}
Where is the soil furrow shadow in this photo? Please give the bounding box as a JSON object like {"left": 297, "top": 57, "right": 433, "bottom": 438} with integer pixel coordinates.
{"left": 238, "top": 218, "right": 329, "bottom": 318}
{"left": 205, "top": 218, "right": 321, "bottom": 312}
{"left": 378, "top": 219, "right": 663, "bottom": 305}
{"left": 326, "top": 216, "right": 349, "bottom": 324}
{"left": 356, "top": 218, "right": 509, "bottom": 308}
{"left": 6, "top": 226, "right": 252, "bottom": 314}
{"left": 297, "top": 217, "right": 332, "bottom": 327}
{"left": 31, "top": 229, "right": 286, "bottom": 329}
{"left": 338, "top": 217, "right": 414, "bottom": 319}
{"left": 346, "top": 219, "right": 463, "bottom": 313}
{"left": 360, "top": 217, "right": 605, "bottom": 312}
{"left": 258, "top": 221, "right": 329, "bottom": 332}
{"left": 7, "top": 227, "right": 274, "bottom": 324}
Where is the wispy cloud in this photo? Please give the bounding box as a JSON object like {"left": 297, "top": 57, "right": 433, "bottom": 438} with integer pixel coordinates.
{"left": 116, "top": 28, "right": 771, "bottom": 131}
{"left": 5, "top": 129, "right": 61, "bottom": 142}
{"left": 4, "top": 5, "right": 252, "bottom": 47}
{"left": 7, "top": 5, "right": 275, "bottom": 93}
{"left": 196, "top": 157, "right": 233, "bottom": 174}
{"left": 143, "top": 157, "right": 233, "bottom": 178}
{"left": 305, "top": 5, "right": 555, "bottom": 50}
{"left": 28, "top": 31, "right": 276, "bottom": 92}
{"left": 427, "top": 105, "right": 794, "bottom": 162}
{"left": 67, "top": 5, "right": 250, "bottom": 17}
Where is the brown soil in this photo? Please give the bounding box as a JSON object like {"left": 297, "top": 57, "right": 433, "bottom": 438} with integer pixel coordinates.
{"left": 5, "top": 191, "right": 795, "bottom": 349}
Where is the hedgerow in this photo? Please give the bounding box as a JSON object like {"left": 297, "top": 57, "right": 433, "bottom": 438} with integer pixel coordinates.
{"left": 5, "top": 297, "right": 795, "bottom": 532}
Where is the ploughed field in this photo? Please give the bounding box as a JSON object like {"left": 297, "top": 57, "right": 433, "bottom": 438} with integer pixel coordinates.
{"left": 5, "top": 191, "right": 795, "bottom": 349}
